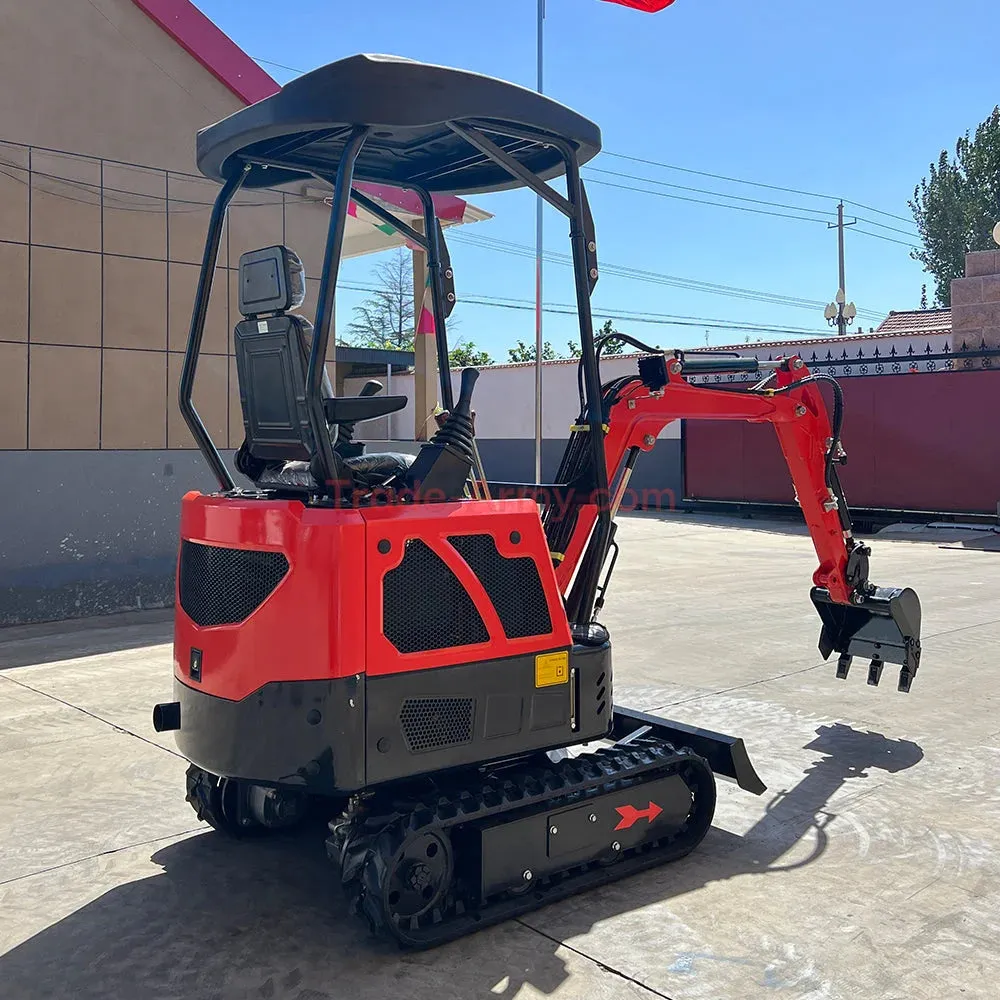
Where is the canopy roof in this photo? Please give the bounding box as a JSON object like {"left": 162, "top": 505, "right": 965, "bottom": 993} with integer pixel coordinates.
{"left": 196, "top": 53, "right": 603, "bottom": 194}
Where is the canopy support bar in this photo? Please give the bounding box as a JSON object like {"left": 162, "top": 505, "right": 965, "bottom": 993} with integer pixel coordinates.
{"left": 415, "top": 187, "right": 455, "bottom": 413}
{"left": 348, "top": 188, "right": 429, "bottom": 251}
{"left": 447, "top": 121, "right": 573, "bottom": 217}
{"left": 308, "top": 126, "right": 370, "bottom": 491}
{"left": 178, "top": 165, "right": 248, "bottom": 492}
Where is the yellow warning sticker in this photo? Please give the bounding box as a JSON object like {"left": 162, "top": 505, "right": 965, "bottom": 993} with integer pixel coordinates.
{"left": 535, "top": 650, "right": 569, "bottom": 688}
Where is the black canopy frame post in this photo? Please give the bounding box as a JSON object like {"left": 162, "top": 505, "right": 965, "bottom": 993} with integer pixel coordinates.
{"left": 446, "top": 120, "right": 610, "bottom": 623}
{"left": 415, "top": 186, "right": 456, "bottom": 413}
{"left": 348, "top": 188, "right": 430, "bottom": 253}
{"left": 304, "top": 126, "right": 370, "bottom": 492}
{"left": 178, "top": 165, "right": 249, "bottom": 492}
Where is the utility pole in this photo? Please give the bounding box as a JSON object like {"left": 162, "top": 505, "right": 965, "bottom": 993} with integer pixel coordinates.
{"left": 825, "top": 201, "right": 857, "bottom": 335}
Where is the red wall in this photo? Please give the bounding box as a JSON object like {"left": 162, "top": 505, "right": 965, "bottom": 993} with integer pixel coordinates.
{"left": 684, "top": 369, "right": 1000, "bottom": 514}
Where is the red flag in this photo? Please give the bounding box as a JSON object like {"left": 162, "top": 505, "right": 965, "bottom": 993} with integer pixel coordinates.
{"left": 600, "top": 0, "right": 677, "bottom": 11}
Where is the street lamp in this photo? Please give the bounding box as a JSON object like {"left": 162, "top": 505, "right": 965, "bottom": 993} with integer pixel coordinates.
{"left": 825, "top": 289, "right": 856, "bottom": 336}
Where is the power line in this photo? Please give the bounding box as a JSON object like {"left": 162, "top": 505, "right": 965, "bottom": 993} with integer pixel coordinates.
{"left": 584, "top": 173, "right": 919, "bottom": 254}
{"left": 601, "top": 150, "right": 916, "bottom": 226}
{"left": 586, "top": 165, "right": 919, "bottom": 239}
{"left": 583, "top": 165, "right": 839, "bottom": 218}
{"left": 339, "top": 279, "right": 841, "bottom": 338}
{"left": 449, "top": 231, "right": 886, "bottom": 321}
{"left": 841, "top": 199, "right": 915, "bottom": 226}
{"left": 849, "top": 228, "right": 920, "bottom": 250}
{"left": 849, "top": 215, "right": 920, "bottom": 238}
{"left": 602, "top": 149, "right": 840, "bottom": 202}
{"left": 583, "top": 175, "right": 835, "bottom": 225}
{"left": 252, "top": 56, "right": 307, "bottom": 75}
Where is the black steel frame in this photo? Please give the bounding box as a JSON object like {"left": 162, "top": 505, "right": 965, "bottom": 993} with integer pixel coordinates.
{"left": 179, "top": 118, "right": 612, "bottom": 622}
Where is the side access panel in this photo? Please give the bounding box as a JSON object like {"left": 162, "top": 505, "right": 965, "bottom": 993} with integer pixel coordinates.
{"left": 364, "top": 644, "right": 611, "bottom": 785}
{"left": 360, "top": 499, "right": 573, "bottom": 677}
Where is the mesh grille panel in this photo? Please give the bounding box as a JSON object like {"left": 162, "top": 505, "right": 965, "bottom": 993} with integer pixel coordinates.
{"left": 383, "top": 539, "right": 489, "bottom": 653}
{"left": 179, "top": 541, "right": 289, "bottom": 627}
{"left": 400, "top": 697, "right": 475, "bottom": 753}
{"left": 449, "top": 534, "right": 552, "bottom": 639}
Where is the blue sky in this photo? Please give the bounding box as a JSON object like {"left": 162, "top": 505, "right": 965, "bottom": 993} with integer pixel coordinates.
{"left": 198, "top": 0, "right": 999, "bottom": 359}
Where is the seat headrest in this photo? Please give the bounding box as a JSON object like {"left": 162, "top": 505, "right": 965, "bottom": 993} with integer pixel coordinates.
{"left": 238, "top": 245, "right": 306, "bottom": 317}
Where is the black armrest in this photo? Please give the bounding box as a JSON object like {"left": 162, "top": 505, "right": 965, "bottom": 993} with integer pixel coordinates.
{"left": 323, "top": 395, "right": 407, "bottom": 424}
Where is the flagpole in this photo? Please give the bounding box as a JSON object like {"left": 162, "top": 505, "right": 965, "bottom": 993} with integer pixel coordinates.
{"left": 534, "top": 0, "right": 545, "bottom": 484}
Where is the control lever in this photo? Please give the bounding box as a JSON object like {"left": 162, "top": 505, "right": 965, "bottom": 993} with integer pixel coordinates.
{"left": 335, "top": 380, "right": 384, "bottom": 459}
{"left": 405, "top": 368, "right": 481, "bottom": 501}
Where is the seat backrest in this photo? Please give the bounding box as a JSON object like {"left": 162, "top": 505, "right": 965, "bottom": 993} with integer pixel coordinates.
{"left": 233, "top": 313, "right": 316, "bottom": 464}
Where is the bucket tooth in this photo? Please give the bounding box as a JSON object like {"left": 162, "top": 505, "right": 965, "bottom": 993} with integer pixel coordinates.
{"left": 867, "top": 656, "right": 884, "bottom": 687}
{"left": 836, "top": 653, "right": 852, "bottom": 680}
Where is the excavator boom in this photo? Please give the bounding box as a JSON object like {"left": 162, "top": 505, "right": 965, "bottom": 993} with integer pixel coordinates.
{"left": 540, "top": 350, "right": 922, "bottom": 693}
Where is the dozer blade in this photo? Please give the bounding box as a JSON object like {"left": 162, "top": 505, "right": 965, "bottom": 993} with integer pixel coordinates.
{"left": 811, "top": 585, "right": 922, "bottom": 693}
{"left": 612, "top": 706, "right": 766, "bottom": 795}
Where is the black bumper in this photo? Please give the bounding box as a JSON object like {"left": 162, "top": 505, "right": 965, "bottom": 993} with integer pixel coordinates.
{"left": 166, "top": 644, "right": 612, "bottom": 796}
{"left": 172, "top": 674, "right": 365, "bottom": 795}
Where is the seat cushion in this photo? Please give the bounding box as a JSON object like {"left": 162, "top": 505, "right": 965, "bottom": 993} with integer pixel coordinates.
{"left": 254, "top": 452, "right": 414, "bottom": 492}
{"left": 344, "top": 452, "right": 414, "bottom": 489}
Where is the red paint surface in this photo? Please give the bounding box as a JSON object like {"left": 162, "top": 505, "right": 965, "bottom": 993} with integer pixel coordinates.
{"left": 353, "top": 182, "right": 468, "bottom": 224}
{"left": 601, "top": 0, "right": 677, "bottom": 11}
{"left": 174, "top": 495, "right": 571, "bottom": 699}
{"left": 555, "top": 363, "right": 858, "bottom": 603}
{"left": 362, "top": 500, "right": 572, "bottom": 676}
{"left": 130, "top": 0, "right": 279, "bottom": 104}
{"left": 614, "top": 801, "right": 663, "bottom": 830}
{"left": 684, "top": 369, "right": 1000, "bottom": 513}
{"left": 174, "top": 494, "right": 367, "bottom": 700}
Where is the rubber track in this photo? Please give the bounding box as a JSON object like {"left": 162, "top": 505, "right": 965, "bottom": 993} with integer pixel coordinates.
{"left": 328, "top": 737, "right": 716, "bottom": 949}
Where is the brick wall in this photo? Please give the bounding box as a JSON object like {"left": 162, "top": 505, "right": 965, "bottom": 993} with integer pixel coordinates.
{"left": 951, "top": 250, "right": 1000, "bottom": 348}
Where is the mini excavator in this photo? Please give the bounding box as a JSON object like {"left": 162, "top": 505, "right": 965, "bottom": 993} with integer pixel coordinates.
{"left": 152, "top": 54, "right": 923, "bottom": 948}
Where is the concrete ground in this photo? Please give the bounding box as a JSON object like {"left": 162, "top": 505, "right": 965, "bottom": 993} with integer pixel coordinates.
{"left": 2, "top": 511, "right": 999, "bottom": 1000}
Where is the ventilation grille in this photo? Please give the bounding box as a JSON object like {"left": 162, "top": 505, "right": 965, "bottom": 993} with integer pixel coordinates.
{"left": 400, "top": 697, "right": 475, "bottom": 753}
{"left": 595, "top": 669, "right": 607, "bottom": 718}
{"left": 383, "top": 539, "right": 489, "bottom": 653}
{"left": 449, "top": 534, "right": 552, "bottom": 639}
{"left": 179, "top": 541, "right": 289, "bottom": 627}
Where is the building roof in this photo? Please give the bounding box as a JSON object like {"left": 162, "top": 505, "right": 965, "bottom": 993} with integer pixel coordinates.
{"left": 873, "top": 308, "right": 952, "bottom": 336}
{"left": 130, "top": 1, "right": 490, "bottom": 232}
{"left": 131, "top": 0, "right": 279, "bottom": 104}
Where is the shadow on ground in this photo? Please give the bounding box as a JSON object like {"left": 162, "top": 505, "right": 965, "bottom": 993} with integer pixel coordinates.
{"left": 0, "top": 725, "right": 922, "bottom": 1000}
{"left": 0, "top": 610, "right": 173, "bottom": 670}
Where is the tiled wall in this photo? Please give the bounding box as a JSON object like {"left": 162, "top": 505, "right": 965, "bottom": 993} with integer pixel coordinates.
{"left": 0, "top": 140, "right": 330, "bottom": 451}
{"left": 950, "top": 250, "right": 1000, "bottom": 347}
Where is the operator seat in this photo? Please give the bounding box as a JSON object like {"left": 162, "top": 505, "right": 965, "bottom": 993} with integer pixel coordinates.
{"left": 232, "top": 245, "right": 412, "bottom": 494}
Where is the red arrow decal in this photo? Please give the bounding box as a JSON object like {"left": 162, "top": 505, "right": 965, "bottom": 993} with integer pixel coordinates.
{"left": 614, "top": 800, "right": 663, "bottom": 831}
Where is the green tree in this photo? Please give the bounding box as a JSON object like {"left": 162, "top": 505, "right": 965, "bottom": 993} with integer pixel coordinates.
{"left": 345, "top": 248, "right": 414, "bottom": 349}
{"left": 910, "top": 106, "right": 1000, "bottom": 306}
{"left": 507, "top": 339, "right": 558, "bottom": 362}
{"left": 596, "top": 319, "right": 626, "bottom": 354}
{"left": 565, "top": 320, "right": 633, "bottom": 358}
{"left": 449, "top": 340, "right": 493, "bottom": 367}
